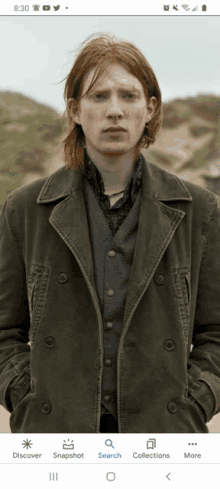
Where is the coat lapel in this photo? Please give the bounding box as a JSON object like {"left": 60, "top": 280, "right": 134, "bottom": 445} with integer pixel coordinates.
{"left": 123, "top": 159, "right": 192, "bottom": 326}
{"left": 37, "top": 157, "right": 192, "bottom": 325}
{"left": 37, "top": 166, "right": 98, "bottom": 297}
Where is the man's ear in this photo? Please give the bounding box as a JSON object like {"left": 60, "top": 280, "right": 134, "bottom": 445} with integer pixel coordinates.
{"left": 145, "top": 96, "right": 157, "bottom": 123}
{"left": 68, "top": 98, "right": 81, "bottom": 125}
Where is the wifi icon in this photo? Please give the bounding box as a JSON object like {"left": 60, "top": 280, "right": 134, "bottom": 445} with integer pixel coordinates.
{"left": 181, "top": 4, "right": 190, "bottom": 10}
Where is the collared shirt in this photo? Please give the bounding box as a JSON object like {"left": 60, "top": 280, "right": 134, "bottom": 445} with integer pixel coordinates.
{"left": 83, "top": 151, "right": 143, "bottom": 423}
{"left": 83, "top": 150, "right": 143, "bottom": 236}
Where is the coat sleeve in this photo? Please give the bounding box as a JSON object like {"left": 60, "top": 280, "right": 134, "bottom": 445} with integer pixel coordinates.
{"left": 188, "top": 195, "right": 220, "bottom": 423}
{"left": 0, "top": 195, "right": 31, "bottom": 413}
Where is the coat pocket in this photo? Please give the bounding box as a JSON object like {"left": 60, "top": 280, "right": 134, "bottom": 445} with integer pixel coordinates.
{"left": 10, "top": 365, "right": 31, "bottom": 412}
{"left": 174, "top": 268, "right": 191, "bottom": 344}
{"left": 184, "top": 393, "right": 206, "bottom": 423}
{"left": 27, "top": 264, "right": 50, "bottom": 345}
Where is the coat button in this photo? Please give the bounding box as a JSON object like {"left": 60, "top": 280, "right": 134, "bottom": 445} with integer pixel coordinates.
{"left": 41, "top": 402, "right": 52, "bottom": 414}
{"left": 164, "top": 339, "right": 175, "bottom": 350}
{"left": 105, "top": 359, "right": 112, "bottom": 366}
{"left": 108, "top": 250, "right": 116, "bottom": 257}
{"left": 168, "top": 402, "right": 178, "bottom": 413}
{"left": 106, "top": 322, "right": 113, "bottom": 329}
{"left": 107, "top": 289, "right": 114, "bottom": 297}
{"left": 58, "top": 272, "right": 69, "bottom": 283}
{"left": 104, "top": 395, "right": 110, "bottom": 402}
{"left": 155, "top": 274, "right": 165, "bottom": 284}
{"left": 45, "top": 336, "right": 55, "bottom": 348}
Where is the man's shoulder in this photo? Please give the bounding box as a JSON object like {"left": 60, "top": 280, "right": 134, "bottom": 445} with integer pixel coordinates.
{"left": 5, "top": 165, "right": 71, "bottom": 208}
{"left": 147, "top": 160, "right": 217, "bottom": 207}
{"left": 9, "top": 174, "right": 49, "bottom": 201}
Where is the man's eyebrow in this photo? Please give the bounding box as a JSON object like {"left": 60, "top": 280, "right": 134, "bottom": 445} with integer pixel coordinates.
{"left": 88, "top": 87, "right": 142, "bottom": 94}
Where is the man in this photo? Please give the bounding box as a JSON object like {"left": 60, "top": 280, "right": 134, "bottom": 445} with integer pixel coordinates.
{"left": 0, "top": 33, "right": 220, "bottom": 434}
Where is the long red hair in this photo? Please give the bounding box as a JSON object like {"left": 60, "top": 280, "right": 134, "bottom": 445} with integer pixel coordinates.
{"left": 61, "top": 33, "right": 162, "bottom": 172}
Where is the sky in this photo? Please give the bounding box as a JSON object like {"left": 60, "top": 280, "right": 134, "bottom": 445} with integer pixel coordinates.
{"left": 0, "top": 15, "right": 220, "bottom": 116}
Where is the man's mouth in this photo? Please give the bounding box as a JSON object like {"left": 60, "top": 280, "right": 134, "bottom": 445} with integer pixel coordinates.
{"left": 104, "top": 127, "right": 127, "bottom": 132}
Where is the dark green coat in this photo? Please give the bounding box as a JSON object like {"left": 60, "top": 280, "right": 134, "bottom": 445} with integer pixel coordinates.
{"left": 0, "top": 157, "right": 220, "bottom": 433}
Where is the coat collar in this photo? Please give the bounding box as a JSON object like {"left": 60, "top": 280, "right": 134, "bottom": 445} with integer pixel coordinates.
{"left": 37, "top": 155, "right": 192, "bottom": 204}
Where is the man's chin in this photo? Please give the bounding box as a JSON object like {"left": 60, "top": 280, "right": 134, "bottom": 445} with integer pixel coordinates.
{"left": 99, "top": 146, "right": 131, "bottom": 158}
{"left": 102, "top": 150, "right": 126, "bottom": 157}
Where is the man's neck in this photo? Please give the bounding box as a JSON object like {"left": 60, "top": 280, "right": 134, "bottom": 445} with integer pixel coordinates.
{"left": 85, "top": 144, "right": 140, "bottom": 193}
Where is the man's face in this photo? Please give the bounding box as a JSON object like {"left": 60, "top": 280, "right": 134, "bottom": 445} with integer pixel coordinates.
{"left": 72, "top": 63, "right": 157, "bottom": 158}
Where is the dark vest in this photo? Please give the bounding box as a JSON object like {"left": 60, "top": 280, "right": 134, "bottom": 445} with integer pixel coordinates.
{"left": 83, "top": 178, "right": 141, "bottom": 423}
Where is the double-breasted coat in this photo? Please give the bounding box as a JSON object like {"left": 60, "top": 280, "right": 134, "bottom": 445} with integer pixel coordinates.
{"left": 0, "top": 156, "right": 220, "bottom": 433}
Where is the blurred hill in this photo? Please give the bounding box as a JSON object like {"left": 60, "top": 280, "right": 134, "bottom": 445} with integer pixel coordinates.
{"left": 1, "top": 90, "right": 220, "bottom": 210}
{"left": 143, "top": 95, "right": 220, "bottom": 200}
{"left": 0, "top": 91, "right": 68, "bottom": 209}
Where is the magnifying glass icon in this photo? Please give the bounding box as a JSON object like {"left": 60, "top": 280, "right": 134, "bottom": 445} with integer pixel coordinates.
{"left": 105, "top": 439, "right": 114, "bottom": 449}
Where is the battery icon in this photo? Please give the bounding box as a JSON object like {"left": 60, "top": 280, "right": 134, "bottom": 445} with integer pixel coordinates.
{"left": 202, "top": 4, "right": 207, "bottom": 10}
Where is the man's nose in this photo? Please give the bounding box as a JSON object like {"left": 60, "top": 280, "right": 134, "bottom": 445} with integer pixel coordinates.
{"left": 106, "top": 96, "right": 123, "bottom": 117}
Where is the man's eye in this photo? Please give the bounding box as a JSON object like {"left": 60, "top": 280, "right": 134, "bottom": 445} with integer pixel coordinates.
{"left": 93, "top": 93, "right": 106, "bottom": 100}
{"left": 123, "top": 93, "right": 137, "bottom": 100}
{"left": 91, "top": 93, "right": 137, "bottom": 101}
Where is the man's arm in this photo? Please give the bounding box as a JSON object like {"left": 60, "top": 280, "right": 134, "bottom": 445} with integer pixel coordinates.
{"left": 0, "top": 195, "right": 30, "bottom": 413}
{"left": 188, "top": 196, "right": 220, "bottom": 423}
